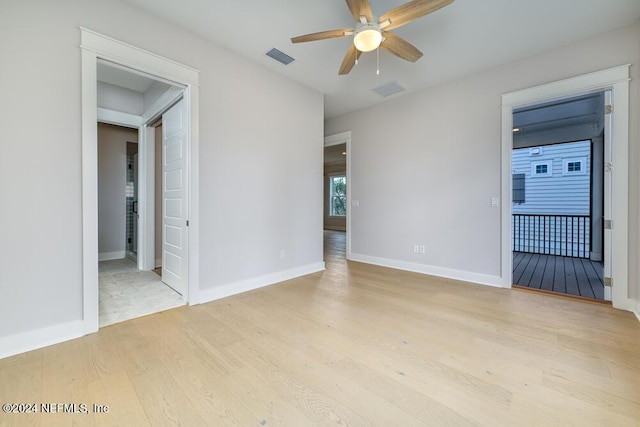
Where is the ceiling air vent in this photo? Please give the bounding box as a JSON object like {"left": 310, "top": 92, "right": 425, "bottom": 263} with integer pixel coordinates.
{"left": 266, "top": 48, "right": 295, "bottom": 65}
{"left": 371, "top": 81, "right": 405, "bottom": 98}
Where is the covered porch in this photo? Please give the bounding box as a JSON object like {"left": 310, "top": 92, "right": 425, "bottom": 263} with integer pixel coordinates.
{"left": 513, "top": 252, "right": 605, "bottom": 300}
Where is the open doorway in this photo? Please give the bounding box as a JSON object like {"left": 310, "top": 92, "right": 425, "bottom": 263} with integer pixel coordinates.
{"left": 324, "top": 142, "right": 347, "bottom": 263}
{"left": 81, "top": 28, "right": 201, "bottom": 333}
{"left": 501, "top": 65, "right": 632, "bottom": 311}
{"left": 324, "top": 132, "right": 351, "bottom": 265}
{"left": 95, "top": 61, "right": 188, "bottom": 326}
{"left": 510, "top": 92, "right": 607, "bottom": 301}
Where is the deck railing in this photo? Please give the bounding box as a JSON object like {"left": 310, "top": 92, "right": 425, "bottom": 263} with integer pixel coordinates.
{"left": 512, "top": 214, "right": 590, "bottom": 258}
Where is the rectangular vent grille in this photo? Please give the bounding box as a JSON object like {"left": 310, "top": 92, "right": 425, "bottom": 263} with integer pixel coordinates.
{"left": 371, "top": 81, "right": 405, "bottom": 98}
{"left": 266, "top": 48, "right": 295, "bottom": 65}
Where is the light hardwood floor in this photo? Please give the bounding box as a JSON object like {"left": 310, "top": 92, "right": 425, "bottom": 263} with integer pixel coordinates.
{"left": 1, "top": 231, "right": 639, "bottom": 426}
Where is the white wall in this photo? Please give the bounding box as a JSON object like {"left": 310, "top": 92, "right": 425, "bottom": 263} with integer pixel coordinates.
{"left": 326, "top": 22, "right": 639, "bottom": 295}
{"left": 0, "top": 0, "right": 323, "bottom": 345}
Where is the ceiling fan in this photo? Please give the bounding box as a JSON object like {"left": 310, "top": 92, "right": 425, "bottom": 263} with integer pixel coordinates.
{"left": 291, "top": 0, "right": 454, "bottom": 75}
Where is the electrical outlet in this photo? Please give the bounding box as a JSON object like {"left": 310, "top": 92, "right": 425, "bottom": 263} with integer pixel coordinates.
{"left": 279, "top": 249, "right": 286, "bottom": 259}
{"left": 419, "top": 245, "right": 425, "bottom": 254}
{"left": 491, "top": 197, "right": 499, "bottom": 207}
{"left": 413, "top": 244, "right": 419, "bottom": 254}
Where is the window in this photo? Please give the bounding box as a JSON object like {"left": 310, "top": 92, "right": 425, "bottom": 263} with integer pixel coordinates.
{"left": 563, "top": 157, "right": 587, "bottom": 175}
{"left": 512, "top": 173, "right": 525, "bottom": 204}
{"left": 329, "top": 175, "right": 346, "bottom": 216}
{"left": 567, "top": 161, "right": 581, "bottom": 172}
{"left": 531, "top": 161, "right": 552, "bottom": 177}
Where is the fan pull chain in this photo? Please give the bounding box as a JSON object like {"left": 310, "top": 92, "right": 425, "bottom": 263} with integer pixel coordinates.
{"left": 376, "top": 47, "right": 380, "bottom": 75}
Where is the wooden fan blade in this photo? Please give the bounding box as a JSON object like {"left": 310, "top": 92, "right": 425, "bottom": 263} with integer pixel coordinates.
{"left": 339, "top": 44, "right": 362, "bottom": 75}
{"left": 380, "top": 0, "right": 453, "bottom": 31}
{"left": 345, "top": 0, "right": 373, "bottom": 23}
{"left": 380, "top": 32, "right": 423, "bottom": 62}
{"left": 291, "top": 28, "right": 352, "bottom": 43}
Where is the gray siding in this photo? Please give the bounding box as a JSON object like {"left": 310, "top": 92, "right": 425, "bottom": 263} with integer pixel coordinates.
{"left": 512, "top": 140, "right": 591, "bottom": 215}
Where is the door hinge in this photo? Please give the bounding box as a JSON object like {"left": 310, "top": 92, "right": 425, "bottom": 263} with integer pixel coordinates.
{"left": 605, "top": 104, "right": 613, "bottom": 115}
{"left": 186, "top": 220, "right": 189, "bottom": 227}
{"left": 604, "top": 277, "right": 612, "bottom": 287}
{"left": 604, "top": 219, "right": 612, "bottom": 230}
{"left": 605, "top": 162, "right": 613, "bottom": 172}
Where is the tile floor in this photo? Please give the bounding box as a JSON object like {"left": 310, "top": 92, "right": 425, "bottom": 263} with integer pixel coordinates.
{"left": 99, "top": 258, "right": 185, "bottom": 327}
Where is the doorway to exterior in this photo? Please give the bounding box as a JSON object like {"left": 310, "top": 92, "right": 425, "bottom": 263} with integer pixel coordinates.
{"left": 510, "top": 93, "right": 607, "bottom": 301}
{"left": 501, "top": 65, "right": 633, "bottom": 312}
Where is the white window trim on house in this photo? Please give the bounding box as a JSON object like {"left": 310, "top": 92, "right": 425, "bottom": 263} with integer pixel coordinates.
{"left": 531, "top": 161, "right": 552, "bottom": 177}
{"left": 562, "top": 157, "right": 587, "bottom": 175}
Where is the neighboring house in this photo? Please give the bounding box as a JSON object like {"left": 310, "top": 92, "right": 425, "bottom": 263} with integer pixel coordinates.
{"left": 512, "top": 140, "right": 592, "bottom": 258}
{"left": 512, "top": 140, "right": 591, "bottom": 215}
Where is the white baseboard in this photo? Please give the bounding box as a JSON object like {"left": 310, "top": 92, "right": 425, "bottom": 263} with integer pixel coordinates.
{"left": 99, "top": 251, "right": 125, "bottom": 261}
{"left": 197, "top": 262, "right": 326, "bottom": 305}
{"left": 348, "top": 253, "right": 503, "bottom": 288}
{"left": 0, "top": 320, "right": 85, "bottom": 360}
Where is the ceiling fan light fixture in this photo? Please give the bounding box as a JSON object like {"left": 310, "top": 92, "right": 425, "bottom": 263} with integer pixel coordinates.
{"left": 354, "top": 26, "right": 382, "bottom": 52}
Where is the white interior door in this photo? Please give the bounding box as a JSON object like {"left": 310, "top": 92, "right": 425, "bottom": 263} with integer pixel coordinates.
{"left": 603, "top": 90, "right": 612, "bottom": 301}
{"left": 162, "top": 99, "right": 188, "bottom": 295}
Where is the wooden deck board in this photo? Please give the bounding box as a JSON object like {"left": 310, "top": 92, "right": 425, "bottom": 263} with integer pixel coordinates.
{"left": 553, "top": 255, "right": 566, "bottom": 294}
{"left": 528, "top": 254, "right": 546, "bottom": 289}
{"left": 513, "top": 252, "right": 529, "bottom": 284}
{"left": 513, "top": 252, "right": 604, "bottom": 301}
{"left": 564, "top": 257, "right": 584, "bottom": 297}
{"left": 540, "top": 255, "right": 556, "bottom": 292}
{"left": 580, "top": 257, "right": 605, "bottom": 300}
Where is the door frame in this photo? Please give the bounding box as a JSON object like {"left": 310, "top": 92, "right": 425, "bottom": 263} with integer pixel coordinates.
{"left": 324, "top": 131, "right": 352, "bottom": 258}
{"left": 500, "top": 64, "right": 632, "bottom": 310}
{"left": 81, "top": 28, "right": 200, "bottom": 334}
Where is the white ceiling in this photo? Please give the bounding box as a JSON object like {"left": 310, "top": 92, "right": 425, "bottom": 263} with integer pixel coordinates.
{"left": 122, "top": 0, "right": 640, "bottom": 118}
{"left": 513, "top": 93, "right": 604, "bottom": 135}
{"left": 97, "top": 61, "right": 157, "bottom": 93}
{"left": 325, "top": 143, "right": 347, "bottom": 163}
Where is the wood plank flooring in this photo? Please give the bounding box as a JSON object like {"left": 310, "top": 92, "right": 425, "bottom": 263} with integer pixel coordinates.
{"left": 1, "top": 231, "right": 639, "bottom": 426}
{"left": 513, "top": 252, "right": 605, "bottom": 300}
